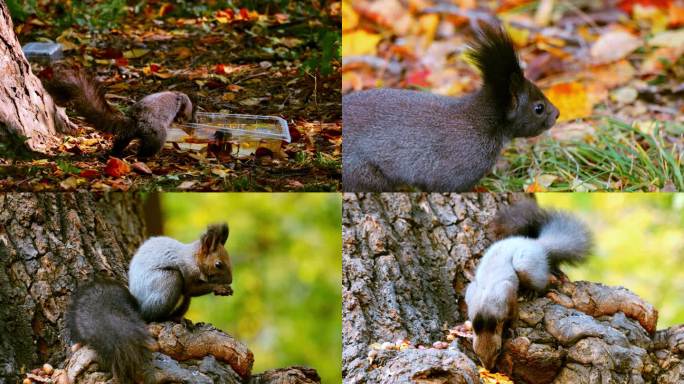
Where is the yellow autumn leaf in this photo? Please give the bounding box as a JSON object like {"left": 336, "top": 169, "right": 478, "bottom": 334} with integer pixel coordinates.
{"left": 478, "top": 367, "right": 514, "bottom": 384}
{"left": 342, "top": 30, "right": 382, "bottom": 57}
{"left": 545, "top": 82, "right": 592, "bottom": 122}
{"left": 418, "top": 14, "right": 440, "bottom": 47}
{"left": 505, "top": 24, "right": 530, "bottom": 47}
{"left": 633, "top": 4, "right": 669, "bottom": 34}
{"left": 342, "top": 0, "right": 359, "bottom": 31}
{"left": 124, "top": 49, "right": 150, "bottom": 59}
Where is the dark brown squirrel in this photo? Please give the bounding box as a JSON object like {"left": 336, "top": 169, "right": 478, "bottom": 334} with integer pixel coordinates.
{"left": 42, "top": 65, "right": 194, "bottom": 158}
{"left": 342, "top": 24, "right": 560, "bottom": 192}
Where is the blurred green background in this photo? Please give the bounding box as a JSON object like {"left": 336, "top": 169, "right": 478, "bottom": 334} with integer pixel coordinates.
{"left": 153, "top": 193, "right": 341, "bottom": 382}
{"left": 537, "top": 193, "right": 684, "bottom": 328}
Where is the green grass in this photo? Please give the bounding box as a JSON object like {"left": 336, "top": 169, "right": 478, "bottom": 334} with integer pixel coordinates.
{"left": 480, "top": 118, "right": 684, "bottom": 192}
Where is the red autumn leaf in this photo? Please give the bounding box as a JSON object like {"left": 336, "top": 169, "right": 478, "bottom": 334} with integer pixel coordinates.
{"left": 104, "top": 157, "right": 131, "bottom": 178}
{"left": 115, "top": 57, "right": 129, "bottom": 67}
{"left": 215, "top": 64, "right": 227, "bottom": 74}
{"left": 99, "top": 47, "right": 123, "bottom": 59}
{"left": 79, "top": 169, "right": 100, "bottom": 179}
{"left": 216, "top": 9, "right": 235, "bottom": 19}
{"left": 239, "top": 8, "right": 250, "bottom": 20}
{"left": 405, "top": 69, "right": 431, "bottom": 88}
{"left": 618, "top": 0, "right": 671, "bottom": 13}
{"left": 150, "top": 63, "right": 161, "bottom": 73}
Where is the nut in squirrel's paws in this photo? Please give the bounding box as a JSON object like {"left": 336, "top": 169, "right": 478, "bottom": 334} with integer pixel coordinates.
{"left": 213, "top": 285, "right": 233, "bottom": 296}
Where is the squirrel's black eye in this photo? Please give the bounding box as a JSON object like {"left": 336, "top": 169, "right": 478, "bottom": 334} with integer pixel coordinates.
{"left": 534, "top": 103, "right": 545, "bottom": 115}
{"left": 215, "top": 261, "right": 223, "bottom": 269}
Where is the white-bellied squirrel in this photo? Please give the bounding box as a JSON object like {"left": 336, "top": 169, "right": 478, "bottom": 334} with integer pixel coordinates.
{"left": 42, "top": 65, "right": 194, "bottom": 158}
{"left": 464, "top": 199, "right": 592, "bottom": 370}
{"left": 342, "top": 24, "right": 560, "bottom": 192}
{"left": 66, "top": 223, "right": 232, "bottom": 383}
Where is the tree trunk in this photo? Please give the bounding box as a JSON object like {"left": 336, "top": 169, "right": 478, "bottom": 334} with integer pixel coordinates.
{"left": 0, "top": 0, "right": 72, "bottom": 154}
{"left": 0, "top": 192, "right": 146, "bottom": 382}
{"left": 342, "top": 193, "right": 684, "bottom": 384}
{"left": 342, "top": 193, "right": 516, "bottom": 383}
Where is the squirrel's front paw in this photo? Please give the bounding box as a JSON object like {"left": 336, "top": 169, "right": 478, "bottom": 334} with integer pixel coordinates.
{"left": 213, "top": 285, "right": 233, "bottom": 296}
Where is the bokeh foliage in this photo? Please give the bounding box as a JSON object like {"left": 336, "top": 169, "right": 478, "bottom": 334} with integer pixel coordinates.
{"left": 536, "top": 193, "right": 684, "bottom": 328}
{"left": 159, "top": 193, "right": 342, "bottom": 383}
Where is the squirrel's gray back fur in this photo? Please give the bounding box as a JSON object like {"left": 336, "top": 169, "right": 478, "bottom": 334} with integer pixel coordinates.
{"left": 343, "top": 88, "right": 505, "bottom": 192}
{"left": 119, "top": 91, "right": 193, "bottom": 157}
{"left": 128, "top": 236, "right": 201, "bottom": 321}
{"left": 66, "top": 279, "right": 152, "bottom": 383}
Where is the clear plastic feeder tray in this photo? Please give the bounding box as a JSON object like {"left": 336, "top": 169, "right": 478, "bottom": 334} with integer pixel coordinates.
{"left": 168, "top": 112, "right": 290, "bottom": 156}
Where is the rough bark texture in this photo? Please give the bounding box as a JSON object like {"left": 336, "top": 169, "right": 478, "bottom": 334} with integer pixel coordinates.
{"left": 0, "top": 0, "right": 72, "bottom": 154}
{"left": 342, "top": 193, "right": 684, "bottom": 384}
{"left": 0, "top": 192, "right": 146, "bottom": 381}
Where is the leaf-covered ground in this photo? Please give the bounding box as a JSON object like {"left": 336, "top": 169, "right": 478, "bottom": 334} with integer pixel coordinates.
{"left": 343, "top": 0, "right": 683, "bottom": 192}
{"left": 3, "top": 1, "right": 341, "bottom": 191}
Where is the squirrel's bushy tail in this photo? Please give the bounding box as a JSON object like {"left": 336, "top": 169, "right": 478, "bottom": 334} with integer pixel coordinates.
{"left": 66, "top": 278, "right": 151, "bottom": 383}
{"left": 43, "top": 66, "right": 131, "bottom": 134}
{"left": 538, "top": 210, "right": 592, "bottom": 265}
{"left": 491, "top": 198, "right": 592, "bottom": 264}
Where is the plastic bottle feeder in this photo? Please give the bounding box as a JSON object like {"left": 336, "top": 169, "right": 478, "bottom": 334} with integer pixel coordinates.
{"left": 168, "top": 112, "right": 291, "bottom": 157}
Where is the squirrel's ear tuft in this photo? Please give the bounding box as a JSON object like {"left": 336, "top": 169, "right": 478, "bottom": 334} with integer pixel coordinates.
{"left": 466, "top": 23, "right": 524, "bottom": 113}
{"left": 200, "top": 223, "right": 230, "bottom": 254}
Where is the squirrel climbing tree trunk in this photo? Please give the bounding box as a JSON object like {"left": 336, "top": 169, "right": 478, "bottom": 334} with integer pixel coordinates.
{"left": 0, "top": 0, "right": 72, "bottom": 154}
{"left": 342, "top": 193, "right": 684, "bottom": 384}
{"left": 0, "top": 193, "right": 145, "bottom": 382}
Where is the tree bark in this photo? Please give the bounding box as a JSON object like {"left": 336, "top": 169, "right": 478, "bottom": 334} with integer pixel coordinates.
{"left": 342, "top": 193, "right": 684, "bottom": 384}
{"left": 0, "top": 0, "right": 72, "bottom": 154}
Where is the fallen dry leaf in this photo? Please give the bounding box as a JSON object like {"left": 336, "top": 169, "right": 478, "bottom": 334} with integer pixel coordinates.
{"left": 545, "top": 82, "right": 593, "bottom": 122}
{"left": 479, "top": 367, "right": 514, "bottom": 384}
{"left": 342, "top": 30, "right": 382, "bottom": 56}
{"left": 590, "top": 30, "right": 642, "bottom": 64}
{"left": 177, "top": 180, "right": 197, "bottom": 190}
{"left": 104, "top": 157, "right": 131, "bottom": 178}
{"left": 648, "top": 28, "right": 684, "bottom": 49}
{"left": 131, "top": 162, "right": 153, "bottom": 175}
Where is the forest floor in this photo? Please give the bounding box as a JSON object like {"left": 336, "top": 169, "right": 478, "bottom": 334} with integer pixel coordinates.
{"left": 2, "top": 2, "right": 340, "bottom": 191}
{"left": 343, "top": 0, "right": 683, "bottom": 192}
